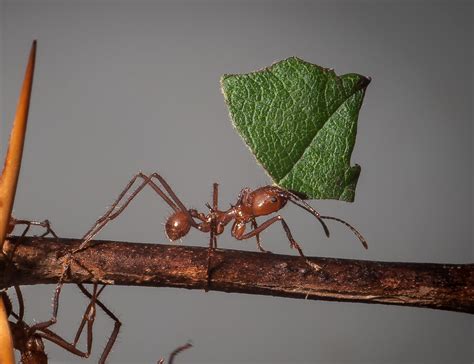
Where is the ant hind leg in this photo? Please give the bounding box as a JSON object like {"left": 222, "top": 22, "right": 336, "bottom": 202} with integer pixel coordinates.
{"left": 76, "top": 283, "right": 122, "bottom": 364}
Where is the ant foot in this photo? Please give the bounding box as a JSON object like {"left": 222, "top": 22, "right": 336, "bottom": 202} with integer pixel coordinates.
{"left": 305, "top": 259, "right": 322, "bottom": 271}
{"left": 256, "top": 244, "right": 272, "bottom": 254}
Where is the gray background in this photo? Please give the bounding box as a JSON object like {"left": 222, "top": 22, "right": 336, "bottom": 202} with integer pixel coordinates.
{"left": 1, "top": 1, "right": 472, "bottom": 363}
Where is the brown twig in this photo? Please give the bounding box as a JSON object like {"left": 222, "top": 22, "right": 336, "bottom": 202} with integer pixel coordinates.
{"left": 2, "top": 236, "right": 473, "bottom": 314}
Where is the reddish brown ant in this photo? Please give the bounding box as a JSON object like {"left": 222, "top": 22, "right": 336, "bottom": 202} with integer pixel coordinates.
{"left": 69, "top": 172, "right": 367, "bottom": 276}
{"left": 50, "top": 172, "right": 365, "bottom": 361}
{"left": 1, "top": 283, "right": 107, "bottom": 364}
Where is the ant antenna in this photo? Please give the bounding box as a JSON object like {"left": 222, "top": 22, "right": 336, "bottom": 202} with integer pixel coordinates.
{"left": 320, "top": 215, "right": 368, "bottom": 249}
{"left": 280, "top": 189, "right": 331, "bottom": 237}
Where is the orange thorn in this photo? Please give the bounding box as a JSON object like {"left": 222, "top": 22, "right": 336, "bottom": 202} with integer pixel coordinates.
{"left": 0, "top": 40, "right": 36, "bottom": 250}
{"left": 0, "top": 40, "right": 37, "bottom": 364}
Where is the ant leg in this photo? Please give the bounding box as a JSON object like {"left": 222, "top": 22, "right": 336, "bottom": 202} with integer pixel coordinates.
{"left": 206, "top": 230, "right": 216, "bottom": 291}
{"left": 27, "top": 277, "right": 63, "bottom": 334}
{"left": 71, "top": 283, "right": 101, "bottom": 351}
{"left": 4, "top": 218, "right": 59, "bottom": 285}
{"left": 250, "top": 218, "right": 271, "bottom": 253}
{"left": 74, "top": 173, "right": 172, "bottom": 253}
{"left": 13, "top": 285, "right": 24, "bottom": 321}
{"left": 234, "top": 216, "right": 321, "bottom": 270}
{"left": 9, "top": 285, "right": 94, "bottom": 359}
{"left": 212, "top": 182, "right": 219, "bottom": 251}
{"left": 76, "top": 283, "right": 122, "bottom": 364}
{"left": 36, "top": 329, "right": 92, "bottom": 358}
{"left": 149, "top": 173, "right": 203, "bottom": 230}
{"left": 34, "top": 283, "right": 102, "bottom": 359}
{"left": 205, "top": 183, "right": 219, "bottom": 290}
{"left": 10, "top": 218, "right": 58, "bottom": 239}
{"left": 75, "top": 172, "right": 198, "bottom": 254}
{"left": 212, "top": 183, "right": 218, "bottom": 211}
{"left": 51, "top": 173, "right": 166, "bottom": 297}
{"left": 168, "top": 342, "right": 193, "bottom": 364}
{"left": 157, "top": 342, "right": 192, "bottom": 364}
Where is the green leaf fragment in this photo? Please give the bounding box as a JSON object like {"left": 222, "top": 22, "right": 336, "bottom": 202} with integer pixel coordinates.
{"left": 221, "top": 57, "right": 370, "bottom": 202}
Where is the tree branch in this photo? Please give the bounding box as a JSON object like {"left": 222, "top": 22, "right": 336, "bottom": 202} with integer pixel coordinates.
{"left": 2, "top": 236, "right": 473, "bottom": 314}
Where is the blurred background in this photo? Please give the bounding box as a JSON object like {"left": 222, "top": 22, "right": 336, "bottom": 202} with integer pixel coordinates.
{"left": 1, "top": 1, "right": 472, "bottom": 363}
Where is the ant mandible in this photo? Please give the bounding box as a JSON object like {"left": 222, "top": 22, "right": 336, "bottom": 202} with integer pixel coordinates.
{"left": 70, "top": 172, "right": 367, "bottom": 279}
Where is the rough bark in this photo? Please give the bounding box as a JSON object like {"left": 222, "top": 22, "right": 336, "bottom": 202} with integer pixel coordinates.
{"left": 1, "top": 236, "right": 473, "bottom": 314}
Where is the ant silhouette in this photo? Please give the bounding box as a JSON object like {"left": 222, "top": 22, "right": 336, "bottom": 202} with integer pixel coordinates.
{"left": 4, "top": 220, "right": 121, "bottom": 364}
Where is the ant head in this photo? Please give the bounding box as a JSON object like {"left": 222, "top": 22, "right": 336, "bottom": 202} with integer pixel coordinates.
{"left": 250, "top": 186, "right": 289, "bottom": 217}
{"left": 165, "top": 210, "right": 191, "bottom": 241}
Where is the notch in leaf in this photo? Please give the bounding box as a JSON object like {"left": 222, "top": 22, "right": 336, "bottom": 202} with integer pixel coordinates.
{"left": 221, "top": 57, "right": 370, "bottom": 202}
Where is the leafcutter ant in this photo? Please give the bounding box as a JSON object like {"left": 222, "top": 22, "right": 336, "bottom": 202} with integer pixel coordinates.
{"left": 1, "top": 283, "right": 108, "bottom": 364}
{"left": 50, "top": 172, "right": 365, "bottom": 361}
{"left": 69, "top": 172, "right": 367, "bottom": 278}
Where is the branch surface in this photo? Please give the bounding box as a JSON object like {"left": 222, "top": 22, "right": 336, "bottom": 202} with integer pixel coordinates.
{"left": 2, "top": 236, "right": 473, "bottom": 314}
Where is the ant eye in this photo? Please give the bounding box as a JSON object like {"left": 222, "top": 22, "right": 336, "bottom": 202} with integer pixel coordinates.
{"left": 270, "top": 196, "right": 278, "bottom": 203}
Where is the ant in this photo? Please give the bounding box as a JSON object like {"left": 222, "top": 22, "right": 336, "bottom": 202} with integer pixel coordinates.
{"left": 46, "top": 172, "right": 365, "bottom": 362}
{"left": 67, "top": 172, "right": 367, "bottom": 278}
{"left": 4, "top": 219, "right": 121, "bottom": 364}
{"left": 1, "top": 283, "right": 108, "bottom": 364}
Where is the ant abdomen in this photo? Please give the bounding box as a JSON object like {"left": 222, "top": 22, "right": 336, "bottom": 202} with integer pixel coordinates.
{"left": 165, "top": 210, "right": 191, "bottom": 241}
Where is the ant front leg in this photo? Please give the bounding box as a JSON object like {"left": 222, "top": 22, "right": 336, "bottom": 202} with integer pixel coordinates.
{"left": 250, "top": 218, "right": 270, "bottom": 253}
{"left": 232, "top": 216, "right": 321, "bottom": 271}
{"left": 206, "top": 183, "right": 219, "bottom": 289}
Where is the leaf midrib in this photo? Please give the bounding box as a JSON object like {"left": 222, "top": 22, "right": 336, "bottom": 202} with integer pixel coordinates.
{"left": 277, "top": 83, "right": 366, "bottom": 184}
